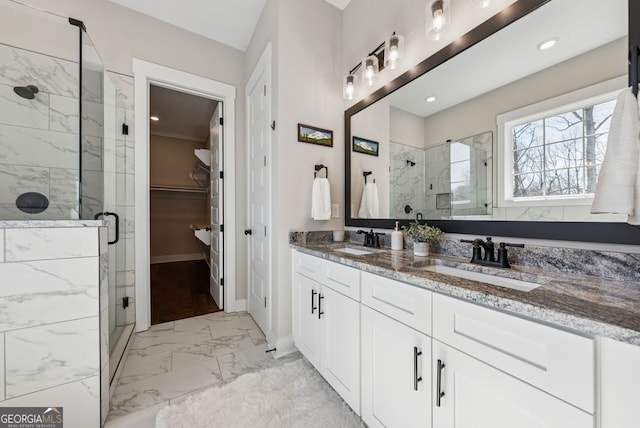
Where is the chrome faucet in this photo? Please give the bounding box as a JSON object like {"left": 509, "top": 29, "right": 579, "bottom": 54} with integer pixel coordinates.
{"left": 460, "top": 237, "right": 524, "bottom": 268}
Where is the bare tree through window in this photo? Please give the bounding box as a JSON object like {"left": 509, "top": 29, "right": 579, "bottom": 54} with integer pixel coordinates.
{"left": 511, "top": 99, "right": 614, "bottom": 199}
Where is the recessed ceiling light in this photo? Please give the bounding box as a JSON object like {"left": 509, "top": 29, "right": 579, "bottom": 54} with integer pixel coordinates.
{"left": 150, "top": 116, "right": 159, "bottom": 121}
{"left": 537, "top": 38, "right": 558, "bottom": 51}
{"left": 425, "top": 96, "right": 436, "bottom": 103}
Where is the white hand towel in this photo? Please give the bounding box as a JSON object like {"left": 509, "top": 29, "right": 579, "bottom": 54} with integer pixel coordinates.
{"left": 591, "top": 87, "right": 640, "bottom": 224}
{"left": 311, "top": 178, "right": 331, "bottom": 220}
{"left": 358, "top": 182, "right": 380, "bottom": 218}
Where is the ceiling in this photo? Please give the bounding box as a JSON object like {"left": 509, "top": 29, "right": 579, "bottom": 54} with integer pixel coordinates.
{"left": 389, "top": 0, "right": 627, "bottom": 118}
{"left": 149, "top": 85, "right": 218, "bottom": 142}
{"left": 109, "top": 0, "right": 351, "bottom": 51}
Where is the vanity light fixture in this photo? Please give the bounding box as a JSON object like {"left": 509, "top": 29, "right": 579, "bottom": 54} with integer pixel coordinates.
{"left": 342, "top": 31, "right": 403, "bottom": 99}
{"left": 384, "top": 32, "right": 405, "bottom": 70}
{"left": 470, "top": 0, "right": 491, "bottom": 8}
{"left": 537, "top": 37, "right": 558, "bottom": 50}
{"left": 150, "top": 116, "right": 159, "bottom": 121}
{"left": 362, "top": 54, "right": 379, "bottom": 86}
{"left": 426, "top": 0, "right": 450, "bottom": 41}
{"left": 425, "top": 96, "right": 437, "bottom": 102}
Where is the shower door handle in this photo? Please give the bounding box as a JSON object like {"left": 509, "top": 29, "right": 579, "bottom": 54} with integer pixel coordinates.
{"left": 94, "top": 211, "right": 120, "bottom": 245}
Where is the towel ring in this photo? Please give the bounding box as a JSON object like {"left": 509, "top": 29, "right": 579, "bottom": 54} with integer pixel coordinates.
{"left": 314, "top": 164, "right": 328, "bottom": 179}
{"left": 363, "top": 171, "right": 374, "bottom": 184}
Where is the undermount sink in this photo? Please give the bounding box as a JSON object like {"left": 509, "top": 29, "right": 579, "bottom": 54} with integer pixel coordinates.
{"left": 423, "top": 264, "right": 541, "bottom": 292}
{"left": 334, "top": 247, "right": 375, "bottom": 256}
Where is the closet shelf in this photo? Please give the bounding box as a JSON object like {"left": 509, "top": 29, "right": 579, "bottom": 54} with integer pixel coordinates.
{"left": 191, "top": 223, "right": 211, "bottom": 246}
{"left": 150, "top": 185, "right": 208, "bottom": 193}
{"left": 194, "top": 149, "right": 211, "bottom": 167}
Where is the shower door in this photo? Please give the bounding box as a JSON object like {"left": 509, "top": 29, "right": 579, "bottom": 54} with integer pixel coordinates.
{"left": 79, "top": 30, "right": 128, "bottom": 381}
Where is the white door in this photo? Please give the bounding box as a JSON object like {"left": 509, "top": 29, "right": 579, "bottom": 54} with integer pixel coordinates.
{"left": 246, "top": 62, "right": 270, "bottom": 332}
{"left": 321, "top": 286, "right": 360, "bottom": 414}
{"left": 361, "top": 306, "right": 431, "bottom": 428}
{"left": 432, "top": 340, "right": 593, "bottom": 428}
{"left": 210, "top": 104, "right": 223, "bottom": 308}
{"left": 292, "top": 273, "right": 321, "bottom": 368}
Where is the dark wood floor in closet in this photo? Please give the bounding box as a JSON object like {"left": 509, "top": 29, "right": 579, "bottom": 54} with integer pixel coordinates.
{"left": 151, "top": 260, "right": 220, "bottom": 325}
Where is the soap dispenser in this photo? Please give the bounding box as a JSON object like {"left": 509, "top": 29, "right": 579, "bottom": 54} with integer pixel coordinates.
{"left": 391, "top": 221, "right": 403, "bottom": 250}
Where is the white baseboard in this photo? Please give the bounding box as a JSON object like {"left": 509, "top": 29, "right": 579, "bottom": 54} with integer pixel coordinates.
{"left": 273, "top": 335, "right": 296, "bottom": 359}
{"left": 150, "top": 253, "right": 204, "bottom": 264}
{"left": 234, "top": 298, "right": 247, "bottom": 312}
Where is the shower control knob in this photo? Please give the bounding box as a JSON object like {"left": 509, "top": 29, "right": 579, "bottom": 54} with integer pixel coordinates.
{"left": 244, "top": 229, "right": 252, "bottom": 236}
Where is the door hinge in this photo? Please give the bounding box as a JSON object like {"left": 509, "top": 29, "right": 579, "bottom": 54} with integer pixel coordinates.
{"left": 122, "top": 123, "right": 129, "bottom": 135}
{"left": 219, "top": 171, "right": 223, "bottom": 179}
{"left": 122, "top": 296, "right": 129, "bottom": 309}
{"left": 220, "top": 278, "right": 224, "bottom": 287}
{"left": 220, "top": 224, "right": 224, "bottom": 232}
{"left": 264, "top": 155, "right": 267, "bottom": 167}
{"left": 219, "top": 117, "right": 224, "bottom": 126}
{"left": 264, "top": 226, "right": 267, "bottom": 237}
{"left": 264, "top": 296, "right": 267, "bottom": 308}
{"left": 263, "top": 84, "right": 266, "bottom": 96}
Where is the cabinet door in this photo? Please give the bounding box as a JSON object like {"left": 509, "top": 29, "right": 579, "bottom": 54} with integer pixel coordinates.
{"left": 361, "top": 306, "right": 431, "bottom": 428}
{"left": 320, "top": 286, "right": 360, "bottom": 414}
{"left": 432, "top": 340, "right": 593, "bottom": 428}
{"left": 292, "top": 272, "right": 321, "bottom": 368}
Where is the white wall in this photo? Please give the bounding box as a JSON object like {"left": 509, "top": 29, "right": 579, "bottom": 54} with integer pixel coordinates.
{"left": 245, "top": 0, "right": 343, "bottom": 343}
{"left": 390, "top": 106, "right": 426, "bottom": 149}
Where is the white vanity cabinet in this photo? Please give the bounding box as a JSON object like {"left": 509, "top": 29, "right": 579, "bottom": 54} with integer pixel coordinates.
{"left": 292, "top": 251, "right": 361, "bottom": 414}
{"left": 432, "top": 293, "right": 594, "bottom": 427}
{"left": 360, "top": 271, "right": 433, "bottom": 428}
{"left": 432, "top": 340, "right": 593, "bottom": 428}
{"left": 599, "top": 337, "right": 640, "bottom": 428}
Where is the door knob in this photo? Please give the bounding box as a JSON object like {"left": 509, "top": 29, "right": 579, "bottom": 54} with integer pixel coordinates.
{"left": 244, "top": 229, "right": 252, "bottom": 235}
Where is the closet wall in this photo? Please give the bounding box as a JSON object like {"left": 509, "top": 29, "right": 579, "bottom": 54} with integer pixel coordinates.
{"left": 150, "top": 134, "right": 209, "bottom": 263}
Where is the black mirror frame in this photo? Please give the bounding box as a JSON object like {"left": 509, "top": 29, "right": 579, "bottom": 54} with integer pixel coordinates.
{"left": 345, "top": 0, "right": 640, "bottom": 245}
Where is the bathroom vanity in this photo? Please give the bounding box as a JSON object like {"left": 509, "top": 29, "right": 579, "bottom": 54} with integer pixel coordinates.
{"left": 291, "top": 241, "right": 640, "bottom": 428}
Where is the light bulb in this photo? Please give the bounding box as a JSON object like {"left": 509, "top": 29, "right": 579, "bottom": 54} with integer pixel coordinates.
{"left": 426, "top": 0, "right": 450, "bottom": 41}
{"left": 343, "top": 74, "right": 357, "bottom": 100}
{"left": 384, "top": 33, "right": 405, "bottom": 70}
{"left": 432, "top": 11, "right": 445, "bottom": 32}
{"left": 361, "top": 55, "right": 379, "bottom": 86}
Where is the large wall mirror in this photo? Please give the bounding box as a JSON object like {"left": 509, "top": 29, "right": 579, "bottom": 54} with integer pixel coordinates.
{"left": 345, "top": 0, "right": 640, "bottom": 244}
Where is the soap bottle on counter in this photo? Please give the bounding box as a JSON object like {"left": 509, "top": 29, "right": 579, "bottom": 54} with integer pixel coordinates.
{"left": 391, "top": 221, "right": 403, "bottom": 250}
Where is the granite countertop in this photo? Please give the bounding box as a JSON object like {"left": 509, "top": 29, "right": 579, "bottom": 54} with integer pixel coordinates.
{"left": 291, "top": 242, "right": 640, "bottom": 345}
{"left": 0, "top": 220, "right": 106, "bottom": 228}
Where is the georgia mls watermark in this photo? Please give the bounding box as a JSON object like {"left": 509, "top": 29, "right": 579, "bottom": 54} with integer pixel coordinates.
{"left": 0, "top": 407, "right": 63, "bottom": 428}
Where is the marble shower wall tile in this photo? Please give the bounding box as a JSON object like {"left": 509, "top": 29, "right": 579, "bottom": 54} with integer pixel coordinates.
{"left": 5, "top": 227, "right": 98, "bottom": 261}
{"left": 1, "top": 376, "right": 100, "bottom": 428}
{"left": 0, "top": 229, "right": 4, "bottom": 262}
{"left": 108, "top": 72, "right": 134, "bottom": 109}
{"left": 5, "top": 316, "right": 99, "bottom": 398}
{"left": 49, "top": 167, "right": 79, "bottom": 204}
{"left": 0, "top": 124, "right": 77, "bottom": 169}
{"left": 0, "top": 203, "right": 78, "bottom": 220}
{"left": 0, "top": 44, "right": 78, "bottom": 98}
{"left": 0, "top": 257, "right": 99, "bottom": 332}
{"left": 0, "top": 164, "right": 49, "bottom": 204}
{"left": 49, "top": 94, "right": 78, "bottom": 133}
{"left": 0, "top": 83, "right": 49, "bottom": 129}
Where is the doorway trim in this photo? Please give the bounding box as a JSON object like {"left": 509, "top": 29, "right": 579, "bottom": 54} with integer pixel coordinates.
{"left": 133, "top": 59, "right": 237, "bottom": 332}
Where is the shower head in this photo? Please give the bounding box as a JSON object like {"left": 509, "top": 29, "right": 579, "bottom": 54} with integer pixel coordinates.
{"left": 406, "top": 160, "right": 416, "bottom": 167}
{"left": 13, "top": 85, "right": 39, "bottom": 100}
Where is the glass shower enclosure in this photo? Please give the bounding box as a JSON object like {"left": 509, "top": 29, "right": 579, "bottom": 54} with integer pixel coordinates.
{"left": 0, "top": 0, "right": 132, "bottom": 385}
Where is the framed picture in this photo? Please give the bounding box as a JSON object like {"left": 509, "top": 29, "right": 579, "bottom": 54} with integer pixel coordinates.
{"left": 352, "top": 136, "right": 379, "bottom": 157}
{"left": 297, "top": 123, "right": 333, "bottom": 147}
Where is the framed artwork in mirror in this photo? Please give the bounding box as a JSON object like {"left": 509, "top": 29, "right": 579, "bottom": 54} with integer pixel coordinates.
{"left": 353, "top": 136, "right": 379, "bottom": 156}
{"left": 297, "top": 123, "right": 333, "bottom": 147}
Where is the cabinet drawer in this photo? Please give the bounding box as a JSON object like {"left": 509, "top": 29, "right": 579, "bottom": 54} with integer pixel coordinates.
{"left": 361, "top": 272, "right": 431, "bottom": 335}
{"left": 293, "top": 251, "right": 325, "bottom": 282}
{"left": 433, "top": 293, "right": 594, "bottom": 413}
{"left": 324, "top": 261, "right": 360, "bottom": 300}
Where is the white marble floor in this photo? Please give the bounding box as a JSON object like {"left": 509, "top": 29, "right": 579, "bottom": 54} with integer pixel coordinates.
{"left": 106, "top": 311, "right": 300, "bottom": 425}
